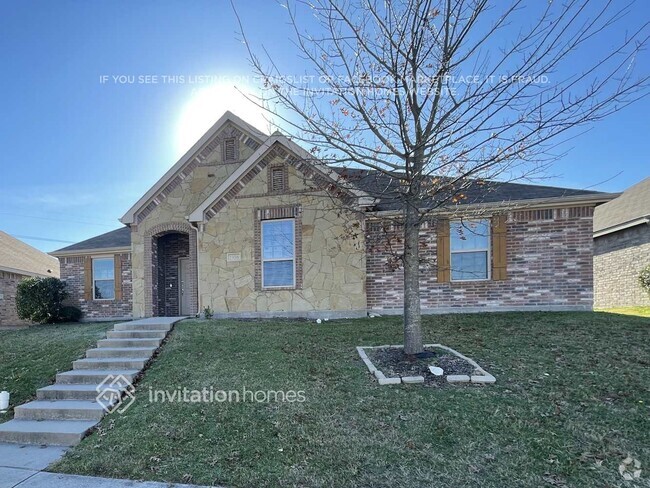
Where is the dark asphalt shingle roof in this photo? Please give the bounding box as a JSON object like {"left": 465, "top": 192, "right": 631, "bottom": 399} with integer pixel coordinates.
{"left": 333, "top": 168, "right": 603, "bottom": 211}
{"left": 594, "top": 177, "right": 650, "bottom": 234}
{"left": 52, "top": 227, "right": 131, "bottom": 254}
{"left": 53, "top": 169, "right": 608, "bottom": 253}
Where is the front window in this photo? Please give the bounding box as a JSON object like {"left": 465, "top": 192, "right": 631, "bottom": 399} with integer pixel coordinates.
{"left": 261, "top": 219, "right": 295, "bottom": 288}
{"left": 450, "top": 220, "right": 490, "bottom": 281}
{"left": 93, "top": 257, "right": 115, "bottom": 299}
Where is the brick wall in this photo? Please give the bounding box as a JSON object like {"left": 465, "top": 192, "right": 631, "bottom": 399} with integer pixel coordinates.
{"left": 594, "top": 224, "right": 650, "bottom": 308}
{"left": 0, "top": 271, "right": 30, "bottom": 326}
{"left": 366, "top": 206, "right": 595, "bottom": 312}
{"left": 59, "top": 253, "right": 133, "bottom": 319}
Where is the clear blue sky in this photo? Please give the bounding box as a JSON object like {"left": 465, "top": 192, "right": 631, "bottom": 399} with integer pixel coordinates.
{"left": 0, "top": 1, "right": 648, "bottom": 252}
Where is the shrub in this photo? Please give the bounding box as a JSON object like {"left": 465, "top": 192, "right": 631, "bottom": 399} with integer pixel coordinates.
{"left": 203, "top": 306, "right": 214, "bottom": 319}
{"left": 639, "top": 264, "right": 650, "bottom": 296}
{"left": 16, "top": 277, "right": 69, "bottom": 324}
{"left": 59, "top": 305, "right": 83, "bottom": 323}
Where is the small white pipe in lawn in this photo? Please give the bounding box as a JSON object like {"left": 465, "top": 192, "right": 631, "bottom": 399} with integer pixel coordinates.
{"left": 0, "top": 391, "right": 9, "bottom": 411}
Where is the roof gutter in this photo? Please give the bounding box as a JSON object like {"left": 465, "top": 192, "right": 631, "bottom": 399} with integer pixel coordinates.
{"left": 50, "top": 246, "right": 131, "bottom": 258}
{"left": 367, "top": 192, "right": 620, "bottom": 218}
{"left": 0, "top": 266, "right": 58, "bottom": 278}
{"left": 593, "top": 216, "right": 650, "bottom": 238}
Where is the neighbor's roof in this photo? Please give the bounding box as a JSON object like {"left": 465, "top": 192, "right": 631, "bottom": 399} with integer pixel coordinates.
{"left": 0, "top": 231, "right": 60, "bottom": 277}
{"left": 333, "top": 168, "right": 609, "bottom": 211}
{"left": 51, "top": 227, "right": 131, "bottom": 255}
{"left": 594, "top": 177, "right": 650, "bottom": 236}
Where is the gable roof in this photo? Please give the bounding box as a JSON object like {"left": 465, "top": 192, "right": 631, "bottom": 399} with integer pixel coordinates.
{"left": 594, "top": 177, "right": 650, "bottom": 236}
{"left": 188, "top": 133, "right": 373, "bottom": 223}
{"left": 0, "top": 231, "right": 60, "bottom": 277}
{"left": 120, "top": 111, "right": 267, "bottom": 225}
{"left": 51, "top": 227, "right": 131, "bottom": 255}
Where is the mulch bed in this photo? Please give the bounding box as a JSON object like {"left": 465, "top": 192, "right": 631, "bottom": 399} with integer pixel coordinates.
{"left": 366, "top": 346, "right": 476, "bottom": 386}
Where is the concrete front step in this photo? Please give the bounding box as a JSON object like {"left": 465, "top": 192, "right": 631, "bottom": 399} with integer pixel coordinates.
{"left": 56, "top": 369, "right": 140, "bottom": 385}
{"left": 106, "top": 330, "right": 168, "bottom": 339}
{"left": 86, "top": 347, "right": 157, "bottom": 358}
{"left": 38, "top": 383, "right": 125, "bottom": 401}
{"left": 73, "top": 357, "right": 149, "bottom": 370}
{"left": 113, "top": 322, "right": 173, "bottom": 332}
{"left": 98, "top": 338, "right": 162, "bottom": 348}
{"left": 15, "top": 400, "right": 106, "bottom": 421}
{"left": 0, "top": 419, "right": 98, "bottom": 446}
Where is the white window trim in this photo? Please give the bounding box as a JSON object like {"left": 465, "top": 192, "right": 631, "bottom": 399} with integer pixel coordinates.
{"left": 450, "top": 219, "right": 491, "bottom": 282}
{"left": 92, "top": 256, "right": 116, "bottom": 301}
{"left": 261, "top": 218, "right": 296, "bottom": 289}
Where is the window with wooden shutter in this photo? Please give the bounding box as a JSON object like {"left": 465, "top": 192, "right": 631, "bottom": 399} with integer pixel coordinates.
{"left": 222, "top": 138, "right": 237, "bottom": 162}
{"left": 491, "top": 214, "right": 508, "bottom": 280}
{"left": 269, "top": 165, "right": 288, "bottom": 193}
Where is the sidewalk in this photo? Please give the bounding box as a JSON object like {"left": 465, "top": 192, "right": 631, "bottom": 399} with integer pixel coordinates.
{"left": 0, "top": 443, "right": 217, "bottom": 488}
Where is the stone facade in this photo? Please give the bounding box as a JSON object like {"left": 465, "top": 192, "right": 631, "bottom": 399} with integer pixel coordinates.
{"left": 198, "top": 160, "right": 366, "bottom": 317}
{"left": 0, "top": 271, "right": 30, "bottom": 327}
{"left": 594, "top": 224, "right": 650, "bottom": 308}
{"left": 59, "top": 253, "right": 133, "bottom": 319}
{"left": 367, "top": 206, "right": 595, "bottom": 313}
{"left": 131, "top": 123, "right": 260, "bottom": 318}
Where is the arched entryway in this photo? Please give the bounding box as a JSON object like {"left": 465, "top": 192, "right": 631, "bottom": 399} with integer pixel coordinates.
{"left": 144, "top": 222, "right": 198, "bottom": 317}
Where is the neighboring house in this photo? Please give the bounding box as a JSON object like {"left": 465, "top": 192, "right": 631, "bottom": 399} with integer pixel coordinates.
{"left": 51, "top": 111, "right": 615, "bottom": 320}
{"left": 0, "top": 231, "right": 60, "bottom": 326}
{"left": 593, "top": 177, "right": 650, "bottom": 308}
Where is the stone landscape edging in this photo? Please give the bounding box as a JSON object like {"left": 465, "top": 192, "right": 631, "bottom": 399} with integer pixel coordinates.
{"left": 356, "top": 344, "right": 496, "bottom": 385}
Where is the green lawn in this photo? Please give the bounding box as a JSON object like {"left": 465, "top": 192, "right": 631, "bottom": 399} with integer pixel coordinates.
{"left": 598, "top": 306, "right": 650, "bottom": 318}
{"left": 0, "top": 322, "right": 113, "bottom": 422}
{"left": 50, "top": 313, "right": 649, "bottom": 487}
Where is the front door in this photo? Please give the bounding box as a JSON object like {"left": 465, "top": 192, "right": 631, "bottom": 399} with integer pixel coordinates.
{"left": 178, "top": 257, "right": 191, "bottom": 316}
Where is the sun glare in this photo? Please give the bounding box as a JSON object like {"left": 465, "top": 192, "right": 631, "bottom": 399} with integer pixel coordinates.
{"left": 175, "top": 83, "right": 269, "bottom": 156}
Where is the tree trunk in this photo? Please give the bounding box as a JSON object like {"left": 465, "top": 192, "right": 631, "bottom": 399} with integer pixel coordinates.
{"left": 403, "top": 202, "right": 423, "bottom": 355}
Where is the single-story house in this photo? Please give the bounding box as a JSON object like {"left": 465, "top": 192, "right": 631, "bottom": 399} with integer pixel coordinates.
{"left": 51, "top": 111, "right": 616, "bottom": 320}
{"left": 593, "top": 177, "right": 650, "bottom": 308}
{"left": 0, "top": 231, "right": 60, "bottom": 327}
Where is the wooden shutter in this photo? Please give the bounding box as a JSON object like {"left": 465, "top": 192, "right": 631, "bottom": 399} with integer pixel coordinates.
{"left": 491, "top": 214, "right": 508, "bottom": 281}
{"left": 436, "top": 218, "right": 450, "bottom": 283}
{"left": 84, "top": 256, "right": 93, "bottom": 301}
{"left": 114, "top": 254, "right": 122, "bottom": 301}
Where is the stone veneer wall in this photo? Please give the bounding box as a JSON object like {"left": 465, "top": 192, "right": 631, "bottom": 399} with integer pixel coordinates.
{"left": 366, "top": 206, "right": 595, "bottom": 312}
{"left": 594, "top": 224, "right": 650, "bottom": 308}
{"left": 0, "top": 271, "right": 30, "bottom": 326}
{"left": 131, "top": 124, "right": 260, "bottom": 318}
{"left": 197, "top": 155, "right": 367, "bottom": 317}
{"left": 59, "top": 254, "right": 133, "bottom": 319}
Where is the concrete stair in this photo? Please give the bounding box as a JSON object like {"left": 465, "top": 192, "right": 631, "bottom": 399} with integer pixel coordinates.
{"left": 0, "top": 317, "right": 183, "bottom": 446}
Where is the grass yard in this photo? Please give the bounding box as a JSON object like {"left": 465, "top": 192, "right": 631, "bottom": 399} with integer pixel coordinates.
{"left": 0, "top": 322, "right": 113, "bottom": 422}
{"left": 598, "top": 307, "right": 650, "bottom": 318}
{"left": 50, "top": 313, "right": 649, "bottom": 487}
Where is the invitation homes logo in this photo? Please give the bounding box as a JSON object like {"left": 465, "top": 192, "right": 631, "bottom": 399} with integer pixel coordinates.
{"left": 94, "top": 375, "right": 306, "bottom": 415}
{"left": 148, "top": 386, "right": 306, "bottom": 404}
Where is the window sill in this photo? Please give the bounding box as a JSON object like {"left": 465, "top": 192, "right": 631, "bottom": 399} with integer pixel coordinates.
{"left": 449, "top": 279, "right": 491, "bottom": 283}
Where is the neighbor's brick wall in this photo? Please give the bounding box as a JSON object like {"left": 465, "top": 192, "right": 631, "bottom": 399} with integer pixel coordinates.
{"left": 594, "top": 224, "right": 650, "bottom": 308}
{"left": 0, "top": 271, "right": 30, "bottom": 326}
{"left": 59, "top": 254, "right": 133, "bottom": 319}
{"left": 366, "top": 206, "right": 595, "bottom": 311}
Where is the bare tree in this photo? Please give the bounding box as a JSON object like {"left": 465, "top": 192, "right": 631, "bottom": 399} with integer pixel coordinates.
{"left": 234, "top": 0, "right": 648, "bottom": 354}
